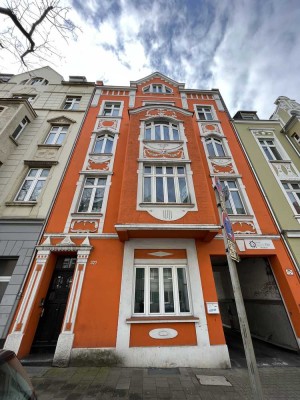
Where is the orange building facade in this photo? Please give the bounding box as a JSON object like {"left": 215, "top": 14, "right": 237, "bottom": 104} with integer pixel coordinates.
{"left": 4, "top": 73, "right": 300, "bottom": 368}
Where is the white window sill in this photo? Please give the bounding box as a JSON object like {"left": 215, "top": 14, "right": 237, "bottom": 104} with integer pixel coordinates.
{"left": 6, "top": 201, "right": 37, "bottom": 206}
{"left": 38, "top": 144, "right": 62, "bottom": 149}
{"left": 126, "top": 316, "right": 199, "bottom": 324}
{"left": 196, "top": 119, "right": 220, "bottom": 123}
{"left": 139, "top": 202, "right": 195, "bottom": 208}
{"left": 71, "top": 212, "right": 103, "bottom": 217}
{"left": 143, "top": 140, "right": 184, "bottom": 144}
{"left": 89, "top": 152, "right": 113, "bottom": 156}
{"left": 98, "top": 115, "right": 122, "bottom": 118}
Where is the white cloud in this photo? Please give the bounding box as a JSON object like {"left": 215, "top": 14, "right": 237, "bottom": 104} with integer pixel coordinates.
{"left": 1, "top": 0, "right": 299, "bottom": 119}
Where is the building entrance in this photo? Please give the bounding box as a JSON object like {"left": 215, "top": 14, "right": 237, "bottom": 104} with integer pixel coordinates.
{"left": 31, "top": 256, "right": 76, "bottom": 353}
{"left": 212, "top": 256, "right": 299, "bottom": 352}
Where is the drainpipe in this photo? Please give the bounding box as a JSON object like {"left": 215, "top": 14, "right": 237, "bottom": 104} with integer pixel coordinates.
{"left": 216, "top": 89, "right": 300, "bottom": 276}
{"left": 3, "top": 84, "right": 97, "bottom": 338}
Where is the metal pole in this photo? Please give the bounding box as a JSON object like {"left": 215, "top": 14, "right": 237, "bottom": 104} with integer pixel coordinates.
{"left": 214, "top": 187, "right": 264, "bottom": 400}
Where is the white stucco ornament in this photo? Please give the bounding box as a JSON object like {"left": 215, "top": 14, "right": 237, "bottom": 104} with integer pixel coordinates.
{"left": 149, "top": 328, "right": 178, "bottom": 339}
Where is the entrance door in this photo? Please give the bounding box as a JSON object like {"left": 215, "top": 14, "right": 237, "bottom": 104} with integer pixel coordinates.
{"left": 31, "top": 256, "right": 76, "bottom": 353}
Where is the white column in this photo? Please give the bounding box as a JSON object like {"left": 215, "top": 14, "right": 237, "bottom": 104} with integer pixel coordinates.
{"left": 4, "top": 250, "right": 51, "bottom": 354}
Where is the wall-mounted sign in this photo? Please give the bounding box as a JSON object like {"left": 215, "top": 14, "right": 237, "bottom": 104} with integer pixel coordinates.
{"left": 222, "top": 211, "right": 235, "bottom": 242}
{"left": 244, "top": 240, "right": 275, "bottom": 250}
{"left": 206, "top": 302, "right": 220, "bottom": 314}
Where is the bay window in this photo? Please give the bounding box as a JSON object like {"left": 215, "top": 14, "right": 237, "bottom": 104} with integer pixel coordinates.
{"left": 144, "top": 120, "right": 180, "bottom": 141}
{"left": 143, "top": 165, "right": 189, "bottom": 204}
{"left": 134, "top": 265, "right": 191, "bottom": 315}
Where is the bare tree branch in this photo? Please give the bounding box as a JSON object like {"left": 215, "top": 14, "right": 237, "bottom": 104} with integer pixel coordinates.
{"left": 0, "top": 0, "right": 79, "bottom": 68}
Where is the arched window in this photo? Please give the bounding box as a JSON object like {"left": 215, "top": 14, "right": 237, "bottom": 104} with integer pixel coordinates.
{"left": 205, "top": 137, "right": 225, "bottom": 157}
{"left": 20, "top": 77, "right": 49, "bottom": 85}
{"left": 93, "top": 134, "right": 114, "bottom": 153}
{"left": 145, "top": 120, "right": 180, "bottom": 141}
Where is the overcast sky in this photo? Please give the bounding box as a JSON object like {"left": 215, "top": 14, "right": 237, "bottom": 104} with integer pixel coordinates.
{"left": 1, "top": 0, "right": 299, "bottom": 119}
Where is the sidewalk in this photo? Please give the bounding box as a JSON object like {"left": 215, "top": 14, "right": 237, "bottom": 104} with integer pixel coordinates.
{"left": 25, "top": 365, "right": 300, "bottom": 400}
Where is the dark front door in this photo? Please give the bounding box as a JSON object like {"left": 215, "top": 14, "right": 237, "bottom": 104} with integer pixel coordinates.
{"left": 31, "top": 256, "right": 76, "bottom": 353}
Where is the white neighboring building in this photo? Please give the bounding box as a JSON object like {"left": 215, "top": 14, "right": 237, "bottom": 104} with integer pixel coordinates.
{"left": 0, "top": 67, "right": 95, "bottom": 345}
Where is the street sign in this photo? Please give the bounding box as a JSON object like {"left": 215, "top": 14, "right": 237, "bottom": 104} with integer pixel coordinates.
{"left": 222, "top": 211, "right": 235, "bottom": 242}
{"left": 227, "top": 239, "right": 240, "bottom": 262}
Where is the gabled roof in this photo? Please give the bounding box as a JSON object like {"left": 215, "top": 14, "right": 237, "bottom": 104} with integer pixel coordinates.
{"left": 9, "top": 66, "right": 64, "bottom": 84}
{"left": 130, "top": 72, "right": 185, "bottom": 89}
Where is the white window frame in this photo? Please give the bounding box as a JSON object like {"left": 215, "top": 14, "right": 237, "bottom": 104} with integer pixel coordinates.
{"left": 77, "top": 176, "right": 107, "bottom": 213}
{"left": 143, "top": 84, "right": 172, "bottom": 94}
{"left": 63, "top": 96, "right": 81, "bottom": 110}
{"left": 205, "top": 137, "right": 226, "bottom": 157}
{"left": 44, "top": 125, "right": 68, "bottom": 145}
{"left": 282, "top": 182, "right": 300, "bottom": 214}
{"left": 196, "top": 105, "right": 215, "bottom": 121}
{"left": 221, "top": 179, "right": 246, "bottom": 215}
{"left": 101, "top": 101, "right": 121, "bottom": 117}
{"left": 15, "top": 168, "right": 49, "bottom": 202}
{"left": 144, "top": 120, "right": 180, "bottom": 141}
{"left": 143, "top": 165, "right": 190, "bottom": 204}
{"left": 0, "top": 259, "right": 17, "bottom": 302}
{"left": 93, "top": 133, "right": 114, "bottom": 154}
{"left": 133, "top": 264, "right": 191, "bottom": 316}
{"left": 11, "top": 116, "right": 30, "bottom": 140}
{"left": 292, "top": 133, "right": 300, "bottom": 146}
{"left": 240, "top": 112, "right": 258, "bottom": 120}
{"left": 258, "top": 139, "right": 283, "bottom": 161}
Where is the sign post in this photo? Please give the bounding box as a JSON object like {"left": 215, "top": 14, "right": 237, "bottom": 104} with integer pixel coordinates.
{"left": 214, "top": 177, "right": 264, "bottom": 400}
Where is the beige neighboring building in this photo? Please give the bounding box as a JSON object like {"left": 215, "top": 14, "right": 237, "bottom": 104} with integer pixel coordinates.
{"left": 233, "top": 101, "right": 300, "bottom": 273}
{"left": 0, "top": 66, "right": 95, "bottom": 345}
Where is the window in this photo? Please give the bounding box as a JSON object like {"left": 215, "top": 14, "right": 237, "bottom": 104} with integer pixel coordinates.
{"left": 44, "top": 126, "right": 68, "bottom": 145}
{"left": 78, "top": 177, "right": 107, "bottom": 213}
{"left": 144, "top": 120, "right": 180, "bottom": 141}
{"left": 240, "top": 112, "right": 258, "bottom": 120}
{"left": 0, "top": 259, "right": 17, "bottom": 302}
{"left": 196, "top": 106, "right": 214, "bottom": 121}
{"left": 259, "top": 139, "right": 282, "bottom": 161}
{"left": 292, "top": 133, "right": 300, "bottom": 146}
{"left": 93, "top": 134, "right": 114, "bottom": 153}
{"left": 134, "top": 265, "right": 191, "bottom": 315}
{"left": 20, "top": 77, "right": 48, "bottom": 85}
{"left": 15, "top": 168, "right": 49, "bottom": 202}
{"left": 143, "top": 84, "right": 172, "bottom": 94}
{"left": 283, "top": 182, "right": 300, "bottom": 213}
{"left": 63, "top": 96, "right": 81, "bottom": 110}
{"left": 102, "top": 102, "right": 121, "bottom": 116}
{"left": 205, "top": 137, "right": 225, "bottom": 156}
{"left": 221, "top": 180, "right": 246, "bottom": 215}
{"left": 143, "top": 165, "right": 189, "bottom": 204}
{"left": 11, "top": 116, "right": 29, "bottom": 140}
{"left": 13, "top": 94, "right": 36, "bottom": 104}
{"left": 0, "top": 106, "right": 4, "bottom": 113}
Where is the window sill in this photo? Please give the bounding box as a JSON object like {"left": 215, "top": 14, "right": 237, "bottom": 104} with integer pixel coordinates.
{"left": 5, "top": 201, "right": 37, "bottom": 206}
{"left": 71, "top": 212, "right": 103, "bottom": 217}
{"left": 143, "top": 140, "right": 184, "bottom": 144}
{"left": 98, "top": 115, "right": 122, "bottom": 118}
{"left": 228, "top": 213, "right": 254, "bottom": 218}
{"left": 9, "top": 136, "right": 19, "bottom": 146}
{"left": 126, "top": 316, "right": 199, "bottom": 324}
{"left": 89, "top": 152, "right": 113, "bottom": 157}
{"left": 196, "top": 119, "right": 220, "bottom": 123}
{"left": 208, "top": 156, "right": 231, "bottom": 160}
{"left": 38, "top": 144, "right": 62, "bottom": 149}
{"left": 139, "top": 202, "right": 194, "bottom": 208}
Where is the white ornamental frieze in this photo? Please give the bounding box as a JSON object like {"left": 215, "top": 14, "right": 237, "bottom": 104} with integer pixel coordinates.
{"left": 96, "top": 119, "right": 118, "bottom": 131}
{"left": 145, "top": 109, "right": 177, "bottom": 119}
{"left": 143, "top": 143, "right": 184, "bottom": 159}
{"left": 271, "top": 162, "right": 298, "bottom": 179}
{"left": 87, "top": 155, "right": 111, "bottom": 171}
{"left": 201, "top": 123, "right": 221, "bottom": 135}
